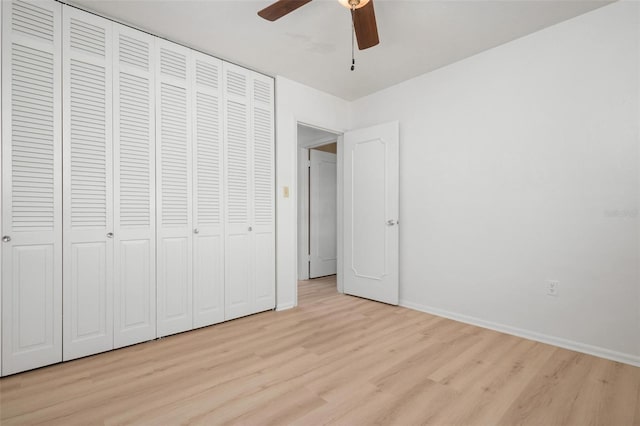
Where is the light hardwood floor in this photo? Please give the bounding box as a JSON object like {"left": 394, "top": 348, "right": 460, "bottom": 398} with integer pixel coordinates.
{"left": 1, "top": 275, "right": 638, "bottom": 425}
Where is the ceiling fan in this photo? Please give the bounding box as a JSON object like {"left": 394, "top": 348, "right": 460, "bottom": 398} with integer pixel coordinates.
{"left": 257, "top": 0, "right": 380, "bottom": 50}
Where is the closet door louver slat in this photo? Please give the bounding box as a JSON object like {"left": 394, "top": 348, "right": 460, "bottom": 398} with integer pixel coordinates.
{"left": 113, "top": 24, "right": 156, "bottom": 348}
{"left": 1, "top": 0, "right": 63, "bottom": 376}
{"left": 62, "top": 7, "right": 114, "bottom": 361}
{"left": 192, "top": 52, "right": 224, "bottom": 328}
{"left": 155, "top": 39, "right": 193, "bottom": 337}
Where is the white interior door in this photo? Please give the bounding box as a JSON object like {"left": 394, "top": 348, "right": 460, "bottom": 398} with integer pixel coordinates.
{"left": 192, "top": 51, "right": 225, "bottom": 328}
{"left": 343, "top": 121, "right": 399, "bottom": 305}
{"left": 156, "top": 39, "right": 193, "bottom": 337}
{"left": 1, "top": 0, "right": 63, "bottom": 375}
{"left": 309, "top": 149, "right": 337, "bottom": 278}
{"left": 62, "top": 7, "right": 114, "bottom": 361}
{"left": 113, "top": 23, "right": 156, "bottom": 348}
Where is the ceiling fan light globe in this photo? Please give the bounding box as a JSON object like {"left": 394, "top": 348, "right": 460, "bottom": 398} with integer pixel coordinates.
{"left": 338, "top": 0, "right": 371, "bottom": 10}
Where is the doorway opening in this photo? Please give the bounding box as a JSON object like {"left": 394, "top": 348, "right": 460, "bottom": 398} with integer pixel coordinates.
{"left": 296, "top": 123, "right": 342, "bottom": 293}
{"left": 293, "top": 120, "right": 399, "bottom": 308}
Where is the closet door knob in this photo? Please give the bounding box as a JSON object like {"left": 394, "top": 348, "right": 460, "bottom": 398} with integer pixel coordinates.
{"left": 248, "top": 226, "right": 253, "bottom": 232}
{"left": 106, "top": 232, "right": 114, "bottom": 238}
{"left": 194, "top": 228, "right": 199, "bottom": 234}
{"left": 2, "top": 236, "right": 11, "bottom": 243}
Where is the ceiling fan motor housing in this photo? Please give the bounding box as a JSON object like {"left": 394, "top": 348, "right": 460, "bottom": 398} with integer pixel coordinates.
{"left": 339, "top": 0, "right": 371, "bottom": 10}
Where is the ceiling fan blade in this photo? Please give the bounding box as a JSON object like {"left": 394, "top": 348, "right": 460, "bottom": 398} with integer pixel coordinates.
{"left": 352, "top": 0, "right": 379, "bottom": 50}
{"left": 258, "top": 0, "right": 313, "bottom": 21}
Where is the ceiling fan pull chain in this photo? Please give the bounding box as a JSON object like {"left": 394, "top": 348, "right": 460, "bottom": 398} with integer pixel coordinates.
{"left": 350, "top": 7, "right": 355, "bottom": 71}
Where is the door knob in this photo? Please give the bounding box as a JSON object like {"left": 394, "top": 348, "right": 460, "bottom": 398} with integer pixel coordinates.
{"left": 194, "top": 228, "right": 199, "bottom": 234}
{"left": 2, "top": 236, "right": 11, "bottom": 242}
{"left": 386, "top": 220, "right": 396, "bottom": 226}
{"left": 106, "top": 232, "right": 114, "bottom": 238}
{"left": 248, "top": 226, "right": 253, "bottom": 232}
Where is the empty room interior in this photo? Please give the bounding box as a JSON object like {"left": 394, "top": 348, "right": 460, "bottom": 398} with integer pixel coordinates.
{"left": 0, "top": 0, "right": 638, "bottom": 424}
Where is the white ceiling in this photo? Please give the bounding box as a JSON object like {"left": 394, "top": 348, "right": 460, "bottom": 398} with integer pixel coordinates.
{"left": 68, "top": 0, "right": 612, "bottom": 101}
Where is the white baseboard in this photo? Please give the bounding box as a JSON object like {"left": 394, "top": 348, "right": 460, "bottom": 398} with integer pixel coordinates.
{"left": 276, "top": 302, "right": 296, "bottom": 312}
{"left": 399, "top": 299, "right": 640, "bottom": 367}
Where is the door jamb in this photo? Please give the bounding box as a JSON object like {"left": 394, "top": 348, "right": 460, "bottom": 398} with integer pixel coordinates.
{"left": 297, "top": 147, "right": 310, "bottom": 281}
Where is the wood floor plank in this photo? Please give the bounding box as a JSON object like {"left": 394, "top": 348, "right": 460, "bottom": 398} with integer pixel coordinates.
{"left": 497, "top": 350, "right": 594, "bottom": 425}
{"left": 0, "top": 275, "right": 637, "bottom": 425}
{"left": 635, "top": 384, "right": 640, "bottom": 426}
{"left": 427, "top": 340, "right": 556, "bottom": 425}
{"left": 562, "top": 358, "right": 640, "bottom": 426}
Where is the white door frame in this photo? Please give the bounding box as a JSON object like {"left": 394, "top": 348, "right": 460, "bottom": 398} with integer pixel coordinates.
{"left": 297, "top": 147, "right": 310, "bottom": 281}
{"left": 294, "top": 121, "right": 343, "bottom": 305}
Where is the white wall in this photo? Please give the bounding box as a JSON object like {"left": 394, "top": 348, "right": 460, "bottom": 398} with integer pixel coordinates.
{"left": 275, "top": 77, "right": 350, "bottom": 310}
{"left": 350, "top": 1, "right": 640, "bottom": 364}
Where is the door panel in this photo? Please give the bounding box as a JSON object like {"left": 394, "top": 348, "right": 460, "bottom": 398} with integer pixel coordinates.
{"left": 119, "top": 240, "right": 151, "bottom": 334}
{"left": 352, "top": 140, "right": 386, "bottom": 278}
{"left": 225, "top": 233, "right": 251, "bottom": 320}
{"left": 250, "top": 74, "right": 275, "bottom": 312}
{"left": 192, "top": 52, "right": 224, "bottom": 328}
{"left": 113, "top": 23, "right": 156, "bottom": 348}
{"left": 155, "top": 39, "right": 193, "bottom": 337}
{"left": 159, "top": 237, "right": 190, "bottom": 332}
{"left": 62, "top": 6, "right": 114, "bottom": 361}
{"left": 254, "top": 230, "right": 275, "bottom": 311}
{"left": 224, "top": 63, "right": 252, "bottom": 320}
{"left": 5, "top": 244, "right": 57, "bottom": 371}
{"left": 194, "top": 234, "right": 224, "bottom": 325}
{"left": 310, "top": 150, "right": 337, "bottom": 278}
{"left": 1, "top": 0, "right": 63, "bottom": 375}
{"left": 343, "top": 121, "right": 399, "bottom": 305}
{"left": 12, "top": 246, "right": 53, "bottom": 349}
{"left": 70, "top": 242, "right": 108, "bottom": 340}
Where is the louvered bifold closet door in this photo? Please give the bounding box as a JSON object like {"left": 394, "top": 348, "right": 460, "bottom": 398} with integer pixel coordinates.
{"left": 192, "top": 52, "right": 224, "bottom": 328}
{"left": 223, "top": 63, "right": 253, "bottom": 321}
{"left": 156, "top": 39, "right": 193, "bottom": 337}
{"left": 250, "top": 74, "right": 275, "bottom": 313}
{"left": 1, "top": 0, "right": 62, "bottom": 375}
{"left": 62, "top": 7, "right": 114, "bottom": 361}
{"left": 113, "top": 24, "right": 156, "bottom": 348}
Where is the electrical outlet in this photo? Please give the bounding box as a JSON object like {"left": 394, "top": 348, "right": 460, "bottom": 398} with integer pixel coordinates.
{"left": 547, "top": 280, "right": 559, "bottom": 297}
